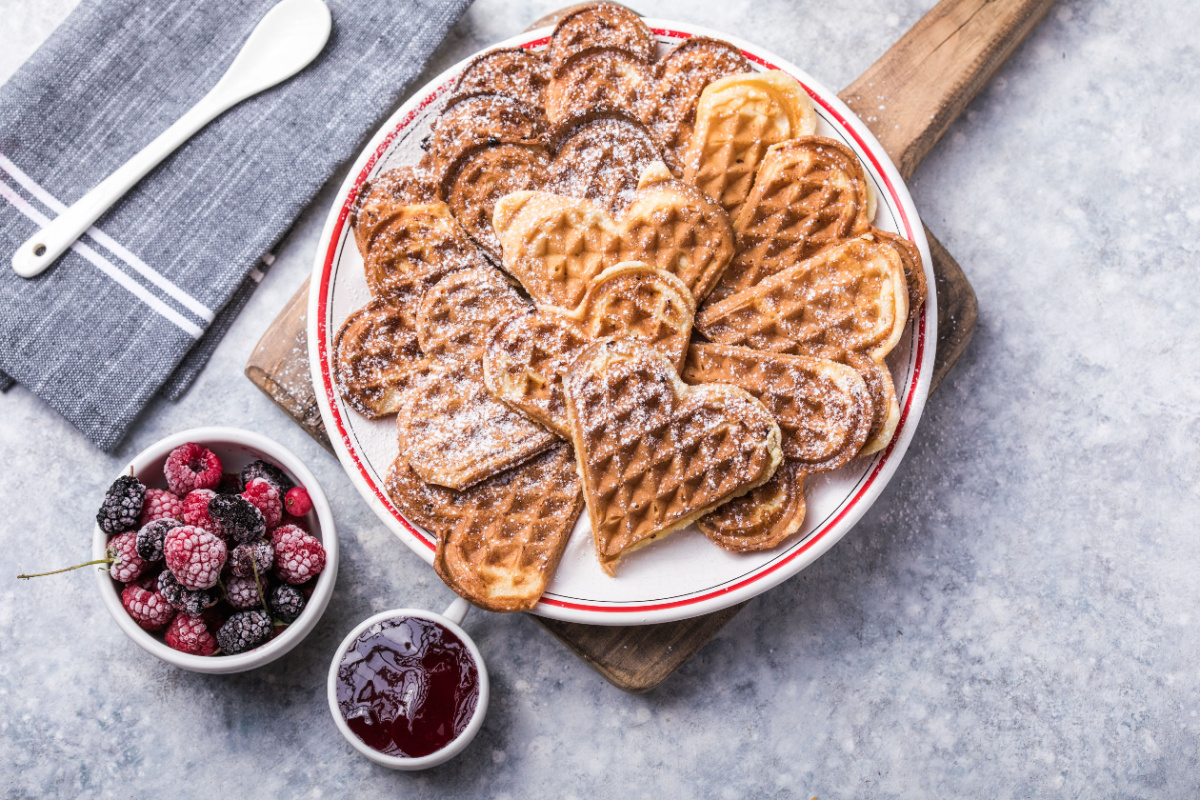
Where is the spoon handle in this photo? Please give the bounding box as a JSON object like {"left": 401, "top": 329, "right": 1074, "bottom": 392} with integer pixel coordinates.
{"left": 11, "top": 91, "right": 236, "bottom": 278}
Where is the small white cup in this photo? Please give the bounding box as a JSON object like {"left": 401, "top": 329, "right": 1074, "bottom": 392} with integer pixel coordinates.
{"left": 93, "top": 426, "right": 338, "bottom": 674}
{"left": 327, "top": 598, "right": 489, "bottom": 770}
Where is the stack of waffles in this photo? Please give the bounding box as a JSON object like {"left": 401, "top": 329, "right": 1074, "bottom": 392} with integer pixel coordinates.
{"left": 333, "top": 4, "right": 926, "bottom": 612}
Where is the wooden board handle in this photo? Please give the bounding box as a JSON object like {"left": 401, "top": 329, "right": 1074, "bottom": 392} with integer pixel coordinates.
{"left": 841, "top": 0, "right": 1055, "bottom": 178}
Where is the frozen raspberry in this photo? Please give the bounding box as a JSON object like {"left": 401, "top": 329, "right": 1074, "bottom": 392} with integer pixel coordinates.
{"left": 229, "top": 539, "right": 274, "bottom": 578}
{"left": 180, "top": 489, "right": 217, "bottom": 529}
{"left": 268, "top": 583, "right": 306, "bottom": 624}
{"left": 164, "top": 443, "right": 223, "bottom": 496}
{"left": 225, "top": 574, "right": 267, "bottom": 610}
{"left": 217, "top": 610, "right": 273, "bottom": 655}
{"left": 240, "top": 459, "right": 293, "bottom": 494}
{"left": 106, "top": 531, "right": 149, "bottom": 583}
{"left": 135, "top": 518, "right": 180, "bottom": 562}
{"left": 138, "top": 489, "right": 183, "bottom": 526}
{"left": 208, "top": 494, "right": 265, "bottom": 544}
{"left": 121, "top": 580, "right": 175, "bottom": 631}
{"left": 157, "top": 569, "right": 218, "bottom": 616}
{"left": 271, "top": 525, "right": 326, "bottom": 585}
{"left": 241, "top": 478, "right": 282, "bottom": 529}
{"left": 165, "top": 612, "right": 218, "bottom": 656}
{"left": 284, "top": 487, "right": 313, "bottom": 518}
{"left": 163, "top": 525, "right": 226, "bottom": 590}
{"left": 97, "top": 475, "right": 145, "bottom": 535}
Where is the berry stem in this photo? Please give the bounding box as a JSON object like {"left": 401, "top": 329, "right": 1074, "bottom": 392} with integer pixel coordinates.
{"left": 18, "top": 557, "right": 113, "bottom": 579}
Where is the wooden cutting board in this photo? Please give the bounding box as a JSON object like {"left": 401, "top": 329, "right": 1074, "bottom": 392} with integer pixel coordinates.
{"left": 246, "top": 0, "right": 1053, "bottom": 692}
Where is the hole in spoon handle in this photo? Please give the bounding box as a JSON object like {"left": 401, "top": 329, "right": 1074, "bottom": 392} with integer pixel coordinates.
{"left": 443, "top": 597, "right": 470, "bottom": 626}
{"left": 12, "top": 237, "right": 57, "bottom": 278}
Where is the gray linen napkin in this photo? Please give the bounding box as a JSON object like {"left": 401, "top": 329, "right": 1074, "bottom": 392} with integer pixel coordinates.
{"left": 0, "top": 0, "right": 471, "bottom": 450}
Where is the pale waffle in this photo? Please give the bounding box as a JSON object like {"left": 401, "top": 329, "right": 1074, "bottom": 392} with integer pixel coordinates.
{"left": 697, "top": 460, "right": 807, "bottom": 552}
{"left": 544, "top": 112, "right": 663, "bottom": 214}
{"left": 643, "top": 36, "right": 751, "bottom": 173}
{"left": 563, "top": 339, "right": 782, "bottom": 575}
{"left": 682, "top": 343, "right": 871, "bottom": 472}
{"left": 545, "top": 49, "right": 652, "bottom": 125}
{"left": 683, "top": 71, "right": 817, "bottom": 218}
{"left": 385, "top": 441, "right": 584, "bottom": 612}
{"left": 617, "top": 162, "right": 734, "bottom": 302}
{"left": 448, "top": 47, "right": 551, "bottom": 111}
{"left": 351, "top": 167, "right": 438, "bottom": 259}
{"left": 362, "top": 201, "right": 491, "bottom": 305}
{"left": 694, "top": 233, "right": 910, "bottom": 363}
{"left": 492, "top": 190, "right": 623, "bottom": 310}
{"left": 547, "top": 3, "right": 656, "bottom": 75}
{"left": 420, "top": 94, "right": 546, "bottom": 180}
{"left": 415, "top": 266, "right": 532, "bottom": 362}
{"left": 441, "top": 143, "right": 551, "bottom": 262}
{"left": 333, "top": 299, "right": 422, "bottom": 419}
{"left": 710, "top": 136, "right": 874, "bottom": 302}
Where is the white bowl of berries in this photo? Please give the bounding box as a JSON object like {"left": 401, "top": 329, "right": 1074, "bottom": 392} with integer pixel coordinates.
{"left": 91, "top": 427, "right": 337, "bottom": 673}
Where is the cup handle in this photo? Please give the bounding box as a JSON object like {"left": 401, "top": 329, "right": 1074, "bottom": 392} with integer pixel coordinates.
{"left": 443, "top": 597, "right": 470, "bottom": 626}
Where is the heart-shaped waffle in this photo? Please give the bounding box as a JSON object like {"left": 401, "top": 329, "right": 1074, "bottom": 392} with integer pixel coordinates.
{"left": 400, "top": 267, "right": 555, "bottom": 490}
{"left": 544, "top": 113, "right": 663, "bottom": 214}
{"left": 683, "top": 70, "right": 817, "bottom": 218}
{"left": 547, "top": 3, "right": 656, "bottom": 74}
{"left": 441, "top": 143, "right": 551, "bottom": 262}
{"left": 351, "top": 167, "right": 438, "bottom": 259}
{"left": 683, "top": 343, "right": 872, "bottom": 473}
{"left": 448, "top": 47, "right": 551, "bottom": 110}
{"left": 386, "top": 441, "right": 584, "bottom": 612}
{"left": 545, "top": 49, "right": 652, "bottom": 125}
{"left": 697, "top": 460, "right": 807, "bottom": 552}
{"left": 709, "top": 136, "right": 875, "bottom": 302}
{"left": 694, "top": 233, "right": 910, "bottom": 362}
{"left": 563, "top": 339, "right": 782, "bottom": 575}
{"left": 643, "top": 36, "right": 751, "bottom": 173}
{"left": 334, "top": 299, "right": 422, "bottom": 419}
{"left": 420, "top": 94, "right": 547, "bottom": 180}
{"left": 483, "top": 263, "right": 695, "bottom": 436}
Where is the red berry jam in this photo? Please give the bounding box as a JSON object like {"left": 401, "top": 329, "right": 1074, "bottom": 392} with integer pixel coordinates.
{"left": 335, "top": 616, "right": 479, "bottom": 758}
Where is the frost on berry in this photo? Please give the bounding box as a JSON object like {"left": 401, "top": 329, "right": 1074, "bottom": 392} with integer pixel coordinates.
{"left": 163, "top": 526, "right": 227, "bottom": 590}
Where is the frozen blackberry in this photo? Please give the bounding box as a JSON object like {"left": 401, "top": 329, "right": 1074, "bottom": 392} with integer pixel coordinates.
{"left": 229, "top": 539, "right": 274, "bottom": 578}
{"left": 135, "top": 518, "right": 181, "bottom": 562}
{"left": 158, "top": 569, "right": 218, "bottom": 617}
{"left": 97, "top": 475, "right": 146, "bottom": 535}
{"left": 268, "top": 583, "right": 306, "bottom": 624}
{"left": 208, "top": 494, "right": 265, "bottom": 544}
{"left": 217, "top": 610, "right": 272, "bottom": 654}
{"left": 239, "top": 460, "right": 294, "bottom": 494}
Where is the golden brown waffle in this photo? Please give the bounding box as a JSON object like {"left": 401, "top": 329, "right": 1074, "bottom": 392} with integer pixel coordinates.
{"left": 448, "top": 47, "right": 551, "bottom": 111}
{"left": 493, "top": 190, "right": 623, "bottom": 310}
{"left": 563, "top": 339, "right": 782, "bottom": 575}
{"left": 547, "top": 3, "right": 656, "bottom": 75}
{"left": 545, "top": 49, "right": 651, "bottom": 125}
{"left": 385, "top": 442, "right": 584, "bottom": 612}
{"left": 572, "top": 263, "right": 695, "bottom": 369}
{"left": 644, "top": 36, "right": 750, "bottom": 173}
{"left": 421, "top": 95, "right": 546, "bottom": 180}
{"left": 710, "top": 136, "right": 874, "bottom": 301}
{"left": 441, "top": 143, "right": 551, "bottom": 261}
{"left": 415, "top": 266, "right": 532, "bottom": 362}
{"left": 682, "top": 343, "right": 871, "bottom": 473}
{"left": 484, "top": 310, "right": 592, "bottom": 437}
{"left": 868, "top": 228, "right": 927, "bottom": 321}
{"left": 697, "top": 460, "right": 807, "bottom": 552}
{"left": 683, "top": 71, "right": 817, "bottom": 219}
{"left": 363, "top": 201, "right": 491, "bottom": 305}
{"left": 694, "top": 234, "right": 910, "bottom": 362}
{"left": 617, "top": 163, "right": 734, "bottom": 302}
{"left": 351, "top": 167, "right": 438, "bottom": 259}
{"left": 545, "top": 113, "right": 663, "bottom": 214}
{"left": 843, "top": 352, "right": 899, "bottom": 456}
{"left": 333, "top": 299, "right": 422, "bottom": 419}
{"left": 399, "top": 356, "right": 558, "bottom": 491}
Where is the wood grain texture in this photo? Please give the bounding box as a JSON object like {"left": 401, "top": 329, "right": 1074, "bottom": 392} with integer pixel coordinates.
{"left": 244, "top": 0, "right": 1046, "bottom": 692}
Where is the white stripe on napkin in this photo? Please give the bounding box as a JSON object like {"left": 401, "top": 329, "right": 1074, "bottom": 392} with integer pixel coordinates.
{"left": 0, "top": 153, "right": 214, "bottom": 323}
{"left": 0, "top": 179, "right": 204, "bottom": 339}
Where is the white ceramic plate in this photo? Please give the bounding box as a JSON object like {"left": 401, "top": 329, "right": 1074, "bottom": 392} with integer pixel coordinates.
{"left": 308, "top": 21, "right": 937, "bottom": 626}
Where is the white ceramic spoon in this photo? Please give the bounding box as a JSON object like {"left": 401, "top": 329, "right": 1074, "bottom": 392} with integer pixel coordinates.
{"left": 11, "top": 0, "right": 332, "bottom": 278}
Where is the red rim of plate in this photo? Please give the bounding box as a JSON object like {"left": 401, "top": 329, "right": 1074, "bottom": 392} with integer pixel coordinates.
{"left": 311, "top": 23, "right": 933, "bottom": 621}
